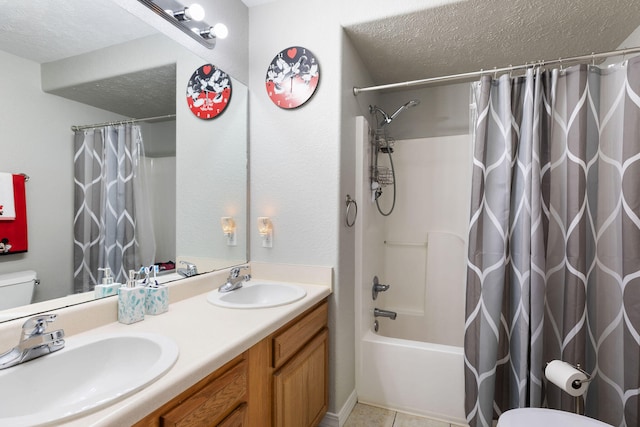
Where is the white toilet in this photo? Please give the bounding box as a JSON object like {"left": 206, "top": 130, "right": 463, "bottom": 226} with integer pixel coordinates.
{"left": 0, "top": 270, "right": 37, "bottom": 310}
{"left": 497, "top": 408, "right": 613, "bottom": 426}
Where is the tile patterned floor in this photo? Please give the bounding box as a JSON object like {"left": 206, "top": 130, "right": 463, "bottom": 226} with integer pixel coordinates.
{"left": 344, "top": 403, "right": 459, "bottom": 427}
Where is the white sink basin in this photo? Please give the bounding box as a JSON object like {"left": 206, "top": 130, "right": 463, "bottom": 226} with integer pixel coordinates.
{"left": 0, "top": 332, "right": 179, "bottom": 426}
{"left": 207, "top": 282, "right": 306, "bottom": 309}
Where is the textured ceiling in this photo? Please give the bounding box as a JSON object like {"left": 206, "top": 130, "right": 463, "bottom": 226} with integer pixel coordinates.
{"left": 48, "top": 65, "right": 177, "bottom": 119}
{"left": 345, "top": 0, "right": 640, "bottom": 87}
{"left": 0, "top": 0, "right": 155, "bottom": 63}
{"left": 0, "top": 0, "right": 172, "bottom": 122}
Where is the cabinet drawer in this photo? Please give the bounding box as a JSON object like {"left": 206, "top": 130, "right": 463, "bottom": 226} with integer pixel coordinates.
{"left": 161, "top": 360, "right": 247, "bottom": 427}
{"left": 272, "top": 301, "right": 328, "bottom": 369}
{"left": 218, "top": 403, "right": 248, "bottom": 427}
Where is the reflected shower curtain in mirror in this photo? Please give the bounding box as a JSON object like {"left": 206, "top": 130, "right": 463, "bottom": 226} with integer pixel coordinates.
{"left": 73, "top": 124, "right": 156, "bottom": 292}
{"left": 465, "top": 57, "right": 640, "bottom": 427}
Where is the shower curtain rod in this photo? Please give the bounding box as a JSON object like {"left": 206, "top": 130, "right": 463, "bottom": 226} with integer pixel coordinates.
{"left": 70, "top": 114, "right": 176, "bottom": 131}
{"left": 353, "top": 45, "right": 640, "bottom": 95}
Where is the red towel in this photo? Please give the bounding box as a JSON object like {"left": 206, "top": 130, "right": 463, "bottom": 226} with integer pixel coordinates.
{"left": 0, "top": 174, "right": 28, "bottom": 254}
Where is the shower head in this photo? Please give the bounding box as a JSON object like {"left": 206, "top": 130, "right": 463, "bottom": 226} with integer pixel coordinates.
{"left": 369, "top": 99, "right": 420, "bottom": 127}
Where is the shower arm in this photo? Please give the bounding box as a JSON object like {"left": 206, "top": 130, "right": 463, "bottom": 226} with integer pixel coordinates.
{"left": 369, "top": 100, "right": 420, "bottom": 128}
{"left": 369, "top": 105, "right": 391, "bottom": 127}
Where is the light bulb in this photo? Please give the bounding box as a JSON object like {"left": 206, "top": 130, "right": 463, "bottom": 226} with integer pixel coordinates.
{"left": 184, "top": 4, "right": 205, "bottom": 21}
{"left": 213, "top": 23, "right": 228, "bottom": 39}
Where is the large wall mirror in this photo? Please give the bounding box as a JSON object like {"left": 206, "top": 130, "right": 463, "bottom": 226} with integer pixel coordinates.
{"left": 0, "top": 0, "right": 248, "bottom": 322}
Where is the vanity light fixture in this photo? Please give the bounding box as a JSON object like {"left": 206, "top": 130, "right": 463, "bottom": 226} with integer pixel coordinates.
{"left": 137, "top": 0, "right": 227, "bottom": 49}
{"left": 221, "top": 217, "right": 236, "bottom": 246}
{"left": 257, "top": 217, "right": 273, "bottom": 248}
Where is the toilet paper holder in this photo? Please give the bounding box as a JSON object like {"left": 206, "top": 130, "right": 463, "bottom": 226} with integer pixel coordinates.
{"left": 545, "top": 361, "right": 594, "bottom": 415}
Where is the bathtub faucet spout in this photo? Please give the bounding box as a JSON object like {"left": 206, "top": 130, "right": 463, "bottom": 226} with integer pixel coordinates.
{"left": 374, "top": 308, "right": 397, "bottom": 320}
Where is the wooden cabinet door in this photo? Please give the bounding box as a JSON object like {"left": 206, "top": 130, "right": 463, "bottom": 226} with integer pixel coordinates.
{"left": 273, "top": 329, "right": 328, "bottom": 427}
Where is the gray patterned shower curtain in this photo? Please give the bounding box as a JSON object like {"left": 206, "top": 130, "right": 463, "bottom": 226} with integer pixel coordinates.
{"left": 73, "top": 124, "right": 155, "bottom": 293}
{"left": 465, "top": 58, "right": 640, "bottom": 427}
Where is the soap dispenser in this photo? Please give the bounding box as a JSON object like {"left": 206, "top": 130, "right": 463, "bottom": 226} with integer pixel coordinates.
{"left": 94, "top": 267, "right": 122, "bottom": 299}
{"left": 117, "top": 270, "right": 145, "bottom": 324}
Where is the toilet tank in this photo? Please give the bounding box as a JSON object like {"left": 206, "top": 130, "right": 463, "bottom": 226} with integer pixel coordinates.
{"left": 0, "top": 270, "right": 37, "bottom": 310}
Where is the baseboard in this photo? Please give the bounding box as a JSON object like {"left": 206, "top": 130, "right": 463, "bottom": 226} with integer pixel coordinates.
{"left": 319, "top": 390, "right": 358, "bottom": 427}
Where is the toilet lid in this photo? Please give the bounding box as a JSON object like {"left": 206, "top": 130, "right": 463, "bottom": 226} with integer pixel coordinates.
{"left": 497, "top": 408, "right": 613, "bottom": 427}
{"left": 0, "top": 270, "right": 36, "bottom": 288}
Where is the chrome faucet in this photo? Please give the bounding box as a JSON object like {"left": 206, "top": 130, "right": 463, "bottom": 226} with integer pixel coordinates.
{"left": 374, "top": 308, "right": 397, "bottom": 320}
{"left": 371, "top": 276, "right": 390, "bottom": 300}
{"left": 177, "top": 260, "right": 198, "bottom": 278}
{"left": 0, "top": 314, "right": 65, "bottom": 370}
{"left": 218, "top": 265, "right": 251, "bottom": 293}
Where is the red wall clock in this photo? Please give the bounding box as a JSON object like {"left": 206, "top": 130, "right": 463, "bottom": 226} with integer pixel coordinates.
{"left": 265, "top": 46, "right": 320, "bottom": 109}
{"left": 186, "top": 64, "right": 232, "bottom": 119}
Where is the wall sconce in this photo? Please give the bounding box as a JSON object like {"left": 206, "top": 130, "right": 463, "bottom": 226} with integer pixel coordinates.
{"left": 137, "top": 0, "right": 228, "bottom": 49}
{"left": 257, "top": 217, "right": 273, "bottom": 248}
{"left": 221, "top": 217, "right": 236, "bottom": 246}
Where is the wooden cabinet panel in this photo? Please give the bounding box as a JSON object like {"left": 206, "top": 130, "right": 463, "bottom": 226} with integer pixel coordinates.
{"left": 218, "top": 403, "right": 248, "bottom": 427}
{"left": 160, "top": 360, "right": 247, "bottom": 427}
{"left": 273, "top": 328, "right": 329, "bottom": 427}
{"left": 273, "top": 301, "right": 328, "bottom": 369}
{"left": 247, "top": 338, "right": 272, "bottom": 426}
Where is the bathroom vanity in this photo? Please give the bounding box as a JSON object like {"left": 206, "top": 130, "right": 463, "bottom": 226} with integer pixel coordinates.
{"left": 0, "top": 263, "right": 332, "bottom": 427}
{"left": 134, "top": 300, "right": 329, "bottom": 426}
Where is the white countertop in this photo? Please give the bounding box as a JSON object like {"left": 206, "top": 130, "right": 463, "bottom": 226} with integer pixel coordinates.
{"left": 0, "top": 263, "right": 332, "bottom": 427}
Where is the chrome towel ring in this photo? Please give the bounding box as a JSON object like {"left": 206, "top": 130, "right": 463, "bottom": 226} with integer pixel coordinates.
{"left": 345, "top": 195, "right": 357, "bottom": 227}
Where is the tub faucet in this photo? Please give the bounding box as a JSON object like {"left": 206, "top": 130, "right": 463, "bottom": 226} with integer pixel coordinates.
{"left": 374, "top": 308, "right": 397, "bottom": 320}
{"left": 219, "top": 265, "right": 251, "bottom": 293}
{"left": 177, "top": 261, "right": 198, "bottom": 278}
{"left": 0, "top": 314, "right": 65, "bottom": 370}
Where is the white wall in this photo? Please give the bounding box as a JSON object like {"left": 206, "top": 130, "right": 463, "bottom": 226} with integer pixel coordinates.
{"left": 248, "top": 0, "right": 344, "bottom": 413}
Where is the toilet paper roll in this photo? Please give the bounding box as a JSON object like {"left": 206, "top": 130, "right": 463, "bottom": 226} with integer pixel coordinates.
{"left": 545, "top": 360, "right": 589, "bottom": 397}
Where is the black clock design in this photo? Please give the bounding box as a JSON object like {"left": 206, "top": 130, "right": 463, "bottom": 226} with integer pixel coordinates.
{"left": 265, "top": 46, "right": 320, "bottom": 109}
{"left": 186, "top": 64, "right": 232, "bottom": 119}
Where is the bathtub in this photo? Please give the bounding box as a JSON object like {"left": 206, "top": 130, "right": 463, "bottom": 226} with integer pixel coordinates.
{"left": 354, "top": 117, "right": 470, "bottom": 426}
{"left": 357, "top": 329, "right": 466, "bottom": 425}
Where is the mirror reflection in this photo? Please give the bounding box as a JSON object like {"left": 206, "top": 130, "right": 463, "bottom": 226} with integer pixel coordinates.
{"left": 0, "top": 0, "right": 247, "bottom": 321}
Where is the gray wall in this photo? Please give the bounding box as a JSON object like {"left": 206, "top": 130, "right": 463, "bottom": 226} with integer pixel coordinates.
{"left": 0, "top": 50, "right": 125, "bottom": 301}
{"left": 377, "top": 83, "right": 470, "bottom": 140}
